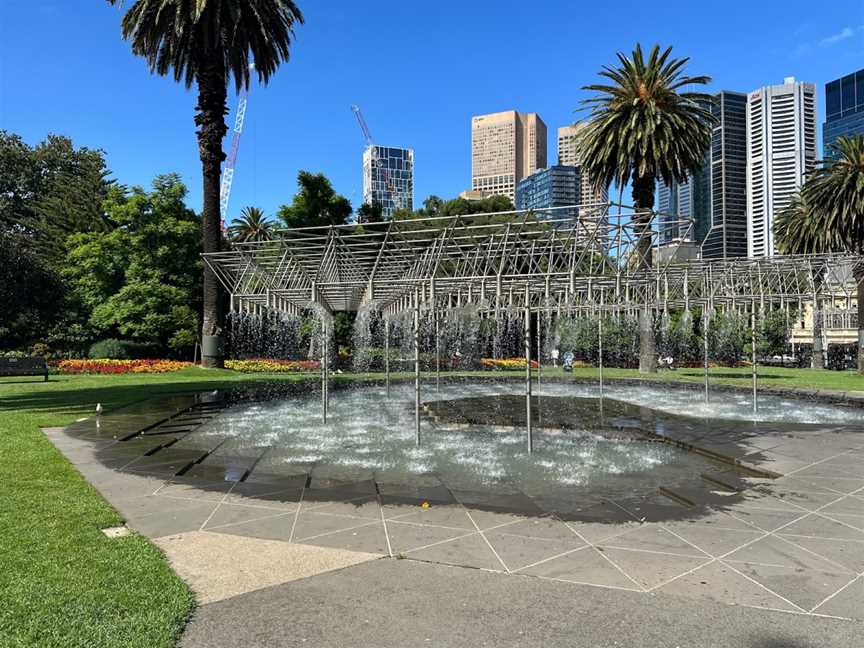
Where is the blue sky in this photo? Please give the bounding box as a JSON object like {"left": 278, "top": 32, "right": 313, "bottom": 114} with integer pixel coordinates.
{"left": 1, "top": 1, "right": 863, "bottom": 220}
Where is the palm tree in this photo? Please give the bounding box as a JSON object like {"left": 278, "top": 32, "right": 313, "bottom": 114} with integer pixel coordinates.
{"left": 579, "top": 44, "right": 714, "bottom": 372}
{"left": 229, "top": 206, "right": 273, "bottom": 242}
{"left": 774, "top": 135, "right": 864, "bottom": 373}
{"left": 109, "top": 1, "right": 303, "bottom": 368}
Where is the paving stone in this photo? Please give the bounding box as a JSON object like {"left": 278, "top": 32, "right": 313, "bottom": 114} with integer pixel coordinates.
{"left": 203, "top": 503, "right": 296, "bottom": 530}
{"left": 127, "top": 501, "right": 219, "bottom": 538}
{"left": 777, "top": 535, "right": 864, "bottom": 573}
{"left": 206, "top": 511, "right": 297, "bottom": 542}
{"left": 292, "top": 512, "right": 377, "bottom": 542}
{"left": 811, "top": 575, "right": 864, "bottom": 619}
{"left": 819, "top": 496, "right": 864, "bottom": 517}
{"left": 306, "top": 496, "right": 381, "bottom": 519}
{"left": 656, "top": 560, "right": 800, "bottom": 612}
{"left": 731, "top": 563, "right": 855, "bottom": 612}
{"left": 724, "top": 535, "right": 855, "bottom": 573}
{"left": 383, "top": 504, "right": 475, "bottom": 529}
{"left": 779, "top": 513, "right": 864, "bottom": 541}
{"left": 385, "top": 521, "right": 473, "bottom": 555}
{"left": 597, "top": 547, "right": 711, "bottom": 591}
{"left": 601, "top": 525, "right": 708, "bottom": 557}
{"left": 406, "top": 532, "right": 505, "bottom": 571}
{"left": 485, "top": 529, "right": 585, "bottom": 572}
{"left": 491, "top": 517, "right": 580, "bottom": 542}
{"left": 518, "top": 546, "right": 641, "bottom": 591}
{"left": 660, "top": 524, "right": 765, "bottom": 557}
{"left": 304, "top": 521, "right": 389, "bottom": 555}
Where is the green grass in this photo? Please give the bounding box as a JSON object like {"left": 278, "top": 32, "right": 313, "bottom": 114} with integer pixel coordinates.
{"left": 1, "top": 364, "right": 862, "bottom": 647}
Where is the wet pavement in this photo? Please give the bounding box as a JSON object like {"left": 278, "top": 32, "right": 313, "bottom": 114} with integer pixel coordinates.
{"left": 47, "top": 382, "right": 864, "bottom": 621}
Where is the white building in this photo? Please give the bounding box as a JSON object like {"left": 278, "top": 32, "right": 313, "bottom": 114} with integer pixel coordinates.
{"left": 746, "top": 77, "right": 817, "bottom": 257}
{"left": 362, "top": 145, "right": 414, "bottom": 219}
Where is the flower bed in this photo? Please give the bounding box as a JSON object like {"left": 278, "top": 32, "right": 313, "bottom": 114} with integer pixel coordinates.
{"left": 53, "top": 359, "right": 192, "bottom": 374}
{"left": 480, "top": 358, "right": 540, "bottom": 370}
{"left": 225, "top": 359, "right": 320, "bottom": 373}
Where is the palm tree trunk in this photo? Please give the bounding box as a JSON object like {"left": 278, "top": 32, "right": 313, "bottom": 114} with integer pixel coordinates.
{"left": 632, "top": 174, "right": 657, "bottom": 373}
{"left": 195, "top": 58, "right": 229, "bottom": 368}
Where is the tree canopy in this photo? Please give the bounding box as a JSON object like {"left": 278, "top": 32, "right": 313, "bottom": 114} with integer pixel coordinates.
{"left": 64, "top": 174, "right": 202, "bottom": 353}
{"left": 277, "top": 171, "right": 353, "bottom": 228}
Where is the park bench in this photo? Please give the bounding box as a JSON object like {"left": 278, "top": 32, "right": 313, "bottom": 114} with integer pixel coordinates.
{"left": 0, "top": 357, "right": 49, "bottom": 382}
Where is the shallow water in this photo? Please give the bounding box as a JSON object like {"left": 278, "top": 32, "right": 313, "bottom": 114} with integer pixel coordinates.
{"left": 193, "top": 382, "right": 861, "bottom": 503}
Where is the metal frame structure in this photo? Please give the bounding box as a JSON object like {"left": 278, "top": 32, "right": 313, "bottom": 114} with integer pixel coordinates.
{"left": 203, "top": 203, "right": 863, "bottom": 451}
{"left": 204, "top": 203, "right": 862, "bottom": 316}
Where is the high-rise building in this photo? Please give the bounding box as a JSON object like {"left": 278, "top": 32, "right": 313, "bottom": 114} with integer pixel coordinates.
{"left": 515, "top": 165, "right": 579, "bottom": 213}
{"left": 656, "top": 168, "right": 711, "bottom": 246}
{"left": 746, "top": 77, "right": 817, "bottom": 257}
{"left": 471, "top": 111, "right": 547, "bottom": 201}
{"left": 824, "top": 68, "right": 864, "bottom": 160}
{"left": 702, "top": 91, "right": 748, "bottom": 259}
{"left": 362, "top": 145, "right": 414, "bottom": 219}
{"left": 557, "top": 122, "right": 608, "bottom": 207}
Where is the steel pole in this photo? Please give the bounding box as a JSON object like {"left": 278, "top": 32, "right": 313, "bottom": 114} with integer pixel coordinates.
{"left": 525, "top": 303, "right": 533, "bottom": 454}
{"left": 414, "top": 306, "right": 420, "bottom": 446}
{"left": 703, "top": 310, "right": 710, "bottom": 403}
{"left": 384, "top": 317, "right": 390, "bottom": 398}
{"left": 321, "top": 324, "right": 328, "bottom": 423}
{"left": 598, "top": 312, "right": 604, "bottom": 398}
{"left": 435, "top": 313, "right": 440, "bottom": 392}
{"left": 751, "top": 309, "right": 758, "bottom": 414}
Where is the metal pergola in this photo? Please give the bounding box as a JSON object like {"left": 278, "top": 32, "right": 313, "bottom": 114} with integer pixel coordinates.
{"left": 203, "top": 203, "right": 863, "bottom": 317}
{"left": 203, "top": 203, "right": 863, "bottom": 451}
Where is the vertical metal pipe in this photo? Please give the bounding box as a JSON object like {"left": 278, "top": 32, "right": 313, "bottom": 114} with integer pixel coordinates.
{"left": 384, "top": 317, "right": 390, "bottom": 398}
{"left": 536, "top": 309, "right": 542, "bottom": 387}
{"left": 414, "top": 306, "right": 420, "bottom": 446}
{"left": 435, "top": 312, "right": 440, "bottom": 392}
{"left": 751, "top": 308, "right": 758, "bottom": 413}
{"left": 703, "top": 309, "right": 710, "bottom": 403}
{"left": 321, "top": 324, "right": 328, "bottom": 423}
{"left": 598, "top": 311, "right": 604, "bottom": 398}
{"left": 525, "top": 300, "right": 533, "bottom": 454}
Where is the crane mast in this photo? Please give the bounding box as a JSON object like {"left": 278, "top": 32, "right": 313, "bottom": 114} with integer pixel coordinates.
{"left": 220, "top": 87, "right": 249, "bottom": 224}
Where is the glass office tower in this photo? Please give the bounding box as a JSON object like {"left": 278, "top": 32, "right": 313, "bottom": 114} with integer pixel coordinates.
{"left": 824, "top": 69, "right": 864, "bottom": 160}
{"left": 362, "top": 145, "right": 414, "bottom": 219}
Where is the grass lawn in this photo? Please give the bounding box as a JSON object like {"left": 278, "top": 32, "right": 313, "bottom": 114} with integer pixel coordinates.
{"left": 1, "top": 364, "right": 862, "bottom": 647}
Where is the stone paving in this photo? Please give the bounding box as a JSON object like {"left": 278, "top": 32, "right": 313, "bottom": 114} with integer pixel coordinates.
{"left": 45, "top": 386, "right": 864, "bottom": 622}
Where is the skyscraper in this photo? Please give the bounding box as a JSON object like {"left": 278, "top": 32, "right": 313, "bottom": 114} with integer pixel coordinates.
{"left": 746, "top": 77, "right": 817, "bottom": 257}
{"left": 702, "top": 91, "right": 748, "bottom": 259}
{"left": 362, "top": 145, "right": 414, "bottom": 219}
{"left": 656, "top": 168, "right": 711, "bottom": 246}
{"left": 557, "top": 122, "right": 608, "bottom": 206}
{"left": 515, "top": 165, "right": 579, "bottom": 213}
{"left": 824, "top": 68, "right": 864, "bottom": 160}
{"left": 471, "top": 111, "right": 546, "bottom": 201}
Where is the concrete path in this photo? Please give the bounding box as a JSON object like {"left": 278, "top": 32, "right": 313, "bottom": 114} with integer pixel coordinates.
{"left": 180, "top": 558, "right": 863, "bottom": 648}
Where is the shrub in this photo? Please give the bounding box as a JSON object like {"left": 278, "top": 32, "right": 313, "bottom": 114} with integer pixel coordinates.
{"left": 88, "top": 339, "right": 157, "bottom": 360}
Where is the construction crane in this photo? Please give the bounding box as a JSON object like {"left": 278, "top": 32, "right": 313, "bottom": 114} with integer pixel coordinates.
{"left": 220, "top": 82, "right": 250, "bottom": 229}
{"left": 351, "top": 105, "right": 403, "bottom": 214}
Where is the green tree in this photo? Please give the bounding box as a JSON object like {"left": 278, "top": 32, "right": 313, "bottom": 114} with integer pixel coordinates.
{"left": 277, "top": 171, "right": 352, "bottom": 228}
{"left": 356, "top": 200, "right": 384, "bottom": 224}
{"left": 774, "top": 135, "right": 864, "bottom": 373}
{"left": 579, "top": 44, "right": 714, "bottom": 373}
{"left": 229, "top": 206, "right": 274, "bottom": 242}
{"left": 0, "top": 131, "right": 113, "bottom": 259}
{"left": 64, "top": 175, "right": 202, "bottom": 354}
{"left": 109, "top": 0, "right": 304, "bottom": 367}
